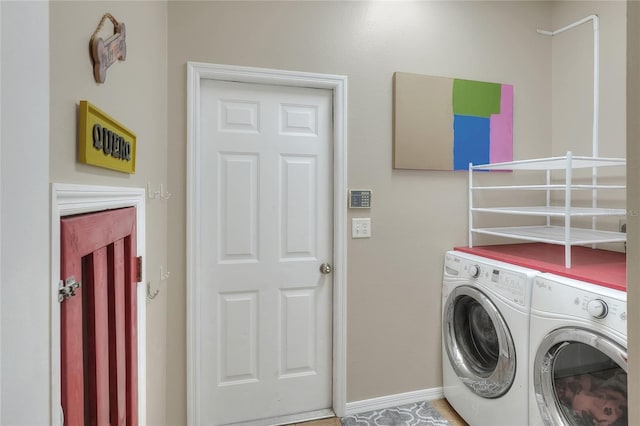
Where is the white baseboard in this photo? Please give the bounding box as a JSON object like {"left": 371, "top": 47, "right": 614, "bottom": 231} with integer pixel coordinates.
{"left": 344, "top": 387, "right": 444, "bottom": 416}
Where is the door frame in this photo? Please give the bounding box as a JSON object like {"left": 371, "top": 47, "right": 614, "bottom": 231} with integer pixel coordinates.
{"left": 186, "top": 62, "right": 348, "bottom": 422}
{"left": 0, "top": 4, "right": 3, "bottom": 421}
{"left": 50, "top": 183, "right": 147, "bottom": 426}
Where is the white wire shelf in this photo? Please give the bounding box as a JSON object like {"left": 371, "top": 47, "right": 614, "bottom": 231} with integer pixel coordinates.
{"left": 471, "top": 226, "right": 627, "bottom": 245}
{"left": 471, "top": 206, "right": 627, "bottom": 217}
{"left": 468, "top": 151, "right": 627, "bottom": 268}
{"left": 470, "top": 184, "right": 626, "bottom": 191}
{"left": 470, "top": 155, "right": 626, "bottom": 171}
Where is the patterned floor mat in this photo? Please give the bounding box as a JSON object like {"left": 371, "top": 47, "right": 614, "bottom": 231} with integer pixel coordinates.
{"left": 341, "top": 401, "right": 450, "bottom": 426}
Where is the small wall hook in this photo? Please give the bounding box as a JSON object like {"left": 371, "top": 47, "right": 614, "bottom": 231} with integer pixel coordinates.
{"left": 147, "top": 282, "right": 160, "bottom": 300}
{"left": 160, "top": 265, "right": 170, "bottom": 281}
{"left": 147, "top": 183, "right": 171, "bottom": 200}
{"left": 147, "top": 265, "right": 171, "bottom": 300}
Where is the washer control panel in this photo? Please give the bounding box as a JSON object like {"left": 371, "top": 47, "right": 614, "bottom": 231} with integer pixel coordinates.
{"left": 461, "top": 260, "right": 527, "bottom": 307}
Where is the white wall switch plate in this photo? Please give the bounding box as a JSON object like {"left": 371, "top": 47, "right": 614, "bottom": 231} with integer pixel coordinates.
{"left": 352, "top": 218, "right": 371, "bottom": 238}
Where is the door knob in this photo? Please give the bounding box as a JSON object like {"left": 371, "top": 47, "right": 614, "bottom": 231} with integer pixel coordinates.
{"left": 320, "top": 263, "right": 332, "bottom": 274}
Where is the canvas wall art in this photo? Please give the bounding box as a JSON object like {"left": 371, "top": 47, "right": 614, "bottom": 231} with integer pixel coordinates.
{"left": 393, "top": 72, "right": 513, "bottom": 171}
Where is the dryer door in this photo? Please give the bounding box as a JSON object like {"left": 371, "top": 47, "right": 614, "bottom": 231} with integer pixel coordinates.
{"left": 442, "top": 285, "right": 516, "bottom": 398}
{"left": 533, "top": 327, "right": 627, "bottom": 426}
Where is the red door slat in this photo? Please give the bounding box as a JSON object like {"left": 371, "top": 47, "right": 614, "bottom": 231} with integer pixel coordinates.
{"left": 86, "top": 247, "right": 111, "bottom": 425}
{"left": 109, "top": 239, "right": 127, "bottom": 426}
{"left": 125, "top": 232, "right": 138, "bottom": 424}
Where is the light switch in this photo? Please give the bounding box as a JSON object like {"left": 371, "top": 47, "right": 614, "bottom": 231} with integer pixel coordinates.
{"left": 352, "top": 218, "right": 371, "bottom": 238}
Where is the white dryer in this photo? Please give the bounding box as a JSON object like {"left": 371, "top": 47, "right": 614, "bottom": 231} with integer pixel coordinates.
{"left": 529, "top": 273, "right": 627, "bottom": 426}
{"left": 442, "top": 250, "right": 537, "bottom": 426}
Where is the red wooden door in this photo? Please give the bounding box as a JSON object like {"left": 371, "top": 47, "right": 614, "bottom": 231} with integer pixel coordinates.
{"left": 60, "top": 207, "right": 138, "bottom": 426}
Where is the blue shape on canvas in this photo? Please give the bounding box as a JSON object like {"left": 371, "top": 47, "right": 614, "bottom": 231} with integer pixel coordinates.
{"left": 453, "top": 115, "right": 490, "bottom": 171}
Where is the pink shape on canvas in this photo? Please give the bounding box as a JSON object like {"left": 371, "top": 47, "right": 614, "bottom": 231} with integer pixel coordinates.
{"left": 490, "top": 84, "right": 513, "bottom": 163}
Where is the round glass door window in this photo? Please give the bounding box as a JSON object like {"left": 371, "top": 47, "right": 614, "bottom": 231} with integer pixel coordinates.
{"left": 534, "top": 328, "right": 627, "bottom": 426}
{"left": 453, "top": 295, "right": 500, "bottom": 374}
{"left": 443, "top": 286, "right": 516, "bottom": 398}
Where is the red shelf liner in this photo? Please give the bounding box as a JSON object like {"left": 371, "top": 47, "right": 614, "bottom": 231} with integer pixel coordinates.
{"left": 454, "top": 243, "right": 626, "bottom": 292}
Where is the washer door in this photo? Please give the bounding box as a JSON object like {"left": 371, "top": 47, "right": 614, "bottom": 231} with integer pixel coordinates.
{"left": 443, "top": 285, "right": 516, "bottom": 398}
{"left": 533, "top": 327, "right": 628, "bottom": 426}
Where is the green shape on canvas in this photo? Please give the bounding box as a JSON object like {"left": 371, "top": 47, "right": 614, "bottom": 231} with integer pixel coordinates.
{"left": 452, "top": 79, "right": 502, "bottom": 117}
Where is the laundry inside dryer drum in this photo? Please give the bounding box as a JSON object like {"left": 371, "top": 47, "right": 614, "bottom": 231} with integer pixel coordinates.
{"left": 552, "top": 342, "right": 627, "bottom": 426}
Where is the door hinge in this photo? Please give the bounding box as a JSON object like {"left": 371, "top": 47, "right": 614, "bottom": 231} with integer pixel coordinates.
{"left": 58, "top": 276, "right": 81, "bottom": 303}
{"left": 136, "top": 256, "right": 143, "bottom": 282}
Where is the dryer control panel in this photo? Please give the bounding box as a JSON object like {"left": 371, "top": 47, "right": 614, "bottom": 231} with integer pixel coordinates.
{"left": 533, "top": 276, "right": 627, "bottom": 334}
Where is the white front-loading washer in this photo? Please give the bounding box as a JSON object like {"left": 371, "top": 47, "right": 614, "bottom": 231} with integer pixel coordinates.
{"left": 442, "top": 250, "right": 538, "bottom": 426}
{"left": 529, "top": 273, "right": 627, "bottom": 426}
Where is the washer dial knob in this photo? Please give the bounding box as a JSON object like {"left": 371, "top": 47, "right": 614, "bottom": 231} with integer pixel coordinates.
{"left": 587, "top": 299, "right": 608, "bottom": 319}
{"left": 469, "top": 265, "right": 480, "bottom": 278}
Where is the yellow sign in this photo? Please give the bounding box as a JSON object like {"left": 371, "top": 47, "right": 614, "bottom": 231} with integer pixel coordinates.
{"left": 78, "top": 100, "right": 136, "bottom": 174}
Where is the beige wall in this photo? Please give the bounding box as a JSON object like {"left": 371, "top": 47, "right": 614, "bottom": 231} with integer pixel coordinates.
{"left": 2, "top": 1, "right": 632, "bottom": 425}
{"left": 551, "top": 2, "right": 626, "bottom": 159}
{"left": 44, "top": 1, "right": 630, "bottom": 424}
{"left": 549, "top": 2, "right": 627, "bottom": 241}
{"left": 627, "top": 1, "right": 639, "bottom": 423}
{"left": 167, "top": 1, "right": 552, "bottom": 420}
{"left": 49, "top": 2, "right": 168, "bottom": 425}
{"left": 1, "top": 1, "right": 50, "bottom": 423}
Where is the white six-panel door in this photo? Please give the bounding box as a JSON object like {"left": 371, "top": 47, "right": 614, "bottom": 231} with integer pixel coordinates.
{"left": 197, "top": 79, "right": 333, "bottom": 425}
